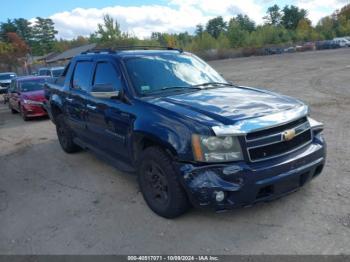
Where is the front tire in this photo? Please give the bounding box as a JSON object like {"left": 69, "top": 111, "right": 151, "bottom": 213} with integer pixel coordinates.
{"left": 55, "top": 114, "right": 81, "bottom": 153}
{"left": 20, "top": 105, "right": 28, "bottom": 121}
{"left": 9, "top": 103, "right": 17, "bottom": 114}
{"left": 138, "top": 147, "right": 190, "bottom": 218}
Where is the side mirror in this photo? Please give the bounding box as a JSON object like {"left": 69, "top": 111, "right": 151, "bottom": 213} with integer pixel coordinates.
{"left": 91, "top": 84, "right": 120, "bottom": 99}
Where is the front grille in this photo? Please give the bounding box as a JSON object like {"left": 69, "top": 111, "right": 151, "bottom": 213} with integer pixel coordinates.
{"left": 246, "top": 117, "right": 307, "bottom": 140}
{"left": 0, "top": 83, "right": 10, "bottom": 87}
{"left": 246, "top": 117, "right": 312, "bottom": 162}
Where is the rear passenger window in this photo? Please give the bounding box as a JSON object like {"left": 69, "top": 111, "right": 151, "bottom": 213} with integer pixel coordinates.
{"left": 72, "top": 61, "right": 94, "bottom": 91}
{"left": 93, "top": 62, "right": 122, "bottom": 91}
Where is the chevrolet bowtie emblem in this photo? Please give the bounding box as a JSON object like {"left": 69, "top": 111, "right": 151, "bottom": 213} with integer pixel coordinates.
{"left": 282, "top": 129, "right": 296, "bottom": 141}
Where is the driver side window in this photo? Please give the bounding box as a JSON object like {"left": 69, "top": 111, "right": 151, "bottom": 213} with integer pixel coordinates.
{"left": 92, "top": 62, "right": 122, "bottom": 92}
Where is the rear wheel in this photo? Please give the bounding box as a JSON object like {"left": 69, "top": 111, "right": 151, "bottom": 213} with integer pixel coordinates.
{"left": 138, "top": 147, "right": 190, "bottom": 218}
{"left": 56, "top": 114, "right": 81, "bottom": 153}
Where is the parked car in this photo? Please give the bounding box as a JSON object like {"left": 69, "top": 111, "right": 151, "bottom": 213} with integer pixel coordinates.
{"left": 303, "top": 42, "right": 316, "bottom": 51}
{"left": 284, "top": 46, "right": 296, "bottom": 53}
{"left": 316, "top": 40, "right": 341, "bottom": 50}
{"left": 44, "top": 47, "right": 326, "bottom": 218}
{"left": 38, "top": 67, "right": 65, "bottom": 78}
{"left": 264, "top": 47, "right": 284, "bottom": 55}
{"left": 333, "top": 37, "right": 350, "bottom": 47}
{"left": 8, "top": 76, "right": 50, "bottom": 120}
{"left": 0, "top": 72, "right": 17, "bottom": 94}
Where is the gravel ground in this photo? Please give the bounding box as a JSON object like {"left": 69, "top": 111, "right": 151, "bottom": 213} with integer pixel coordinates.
{"left": 0, "top": 48, "right": 349, "bottom": 255}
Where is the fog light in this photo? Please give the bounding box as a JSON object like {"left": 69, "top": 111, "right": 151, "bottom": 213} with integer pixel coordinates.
{"left": 214, "top": 191, "right": 225, "bottom": 202}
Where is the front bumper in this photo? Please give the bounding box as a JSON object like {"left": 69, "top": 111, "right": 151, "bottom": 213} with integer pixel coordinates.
{"left": 0, "top": 87, "right": 8, "bottom": 94}
{"left": 179, "top": 134, "right": 326, "bottom": 211}
{"left": 23, "top": 103, "right": 48, "bottom": 117}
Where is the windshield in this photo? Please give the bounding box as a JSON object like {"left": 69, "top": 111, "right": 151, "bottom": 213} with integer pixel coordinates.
{"left": 19, "top": 79, "right": 46, "bottom": 92}
{"left": 0, "top": 74, "right": 16, "bottom": 80}
{"left": 124, "top": 53, "right": 226, "bottom": 95}
{"left": 52, "top": 69, "right": 64, "bottom": 77}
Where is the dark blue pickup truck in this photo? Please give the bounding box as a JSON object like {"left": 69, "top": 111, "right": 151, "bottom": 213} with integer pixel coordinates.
{"left": 44, "top": 47, "right": 326, "bottom": 218}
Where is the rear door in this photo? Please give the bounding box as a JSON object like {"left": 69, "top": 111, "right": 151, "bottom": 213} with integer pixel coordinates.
{"left": 85, "top": 59, "right": 132, "bottom": 162}
{"left": 64, "top": 60, "right": 94, "bottom": 142}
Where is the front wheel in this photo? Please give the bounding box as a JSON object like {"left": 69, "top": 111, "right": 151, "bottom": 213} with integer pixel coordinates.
{"left": 55, "top": 114, "right": 81, "bottom": 153}
{"left": 138, "top": 147, "right": 190, "bottom": 218}
{"left": 9, "top": 103, "right": 17, "bottom": 114}
{"left": 20, "top": 105, "right": 28, "bottom": 121}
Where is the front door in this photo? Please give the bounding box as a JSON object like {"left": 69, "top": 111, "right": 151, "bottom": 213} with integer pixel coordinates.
{"left": 85, "top": 60, "right": 133, "bottom": 162}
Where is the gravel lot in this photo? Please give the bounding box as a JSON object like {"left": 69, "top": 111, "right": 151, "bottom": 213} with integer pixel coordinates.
{"left": 0, "top": 48, "right": 349, "bottom": 255}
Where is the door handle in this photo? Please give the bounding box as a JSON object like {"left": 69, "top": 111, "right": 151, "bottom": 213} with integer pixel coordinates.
{"left": 65, "top": 97, "right": 73, "bottom": 103}
{"left": 86, "top": 104, "right": 97, "bottom": 110}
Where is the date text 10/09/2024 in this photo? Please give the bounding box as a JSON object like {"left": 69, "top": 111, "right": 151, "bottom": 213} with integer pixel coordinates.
{"left": 127, "top": 255, "right": 219, "bottom": 261}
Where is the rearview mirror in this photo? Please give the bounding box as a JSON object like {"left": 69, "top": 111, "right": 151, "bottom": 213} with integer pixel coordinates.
{"left": 91, "top": 84, "right": 120, "bottom": 99}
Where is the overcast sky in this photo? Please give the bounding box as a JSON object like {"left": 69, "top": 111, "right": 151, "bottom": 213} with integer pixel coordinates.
{"left": 1, "top": 0, "right": 349, "bottom": 39}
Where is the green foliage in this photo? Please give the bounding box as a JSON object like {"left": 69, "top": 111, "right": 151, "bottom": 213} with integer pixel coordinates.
{"left": 205, "top": 16, "right": 227, "bottom": 39}
{"left": 281, "top": 5, "right": 308, "bottom": 30}
{"left": 264, "top": 5, "right": 282, "bottom": 26}
{"left": 31, "top": 17, "right": 58, "bottom": 55}
{"left": 189, "top": 32, "right": 217, "bottom": 51}
{"left": 13, "top": 18, "right": 33, "bottom": 44}
{"left": 96, "top": 14, "right": 122, "bottom": 42}
{"left": 235, "top": 14, "right": 256, "bottom": 32}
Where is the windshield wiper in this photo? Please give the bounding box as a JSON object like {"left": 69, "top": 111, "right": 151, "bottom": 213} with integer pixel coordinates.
{"left": 192, "top": 82, "right": 235, "bottom": 88}
{"left": 161, "top": 86, "right": 202, "bottom": 91}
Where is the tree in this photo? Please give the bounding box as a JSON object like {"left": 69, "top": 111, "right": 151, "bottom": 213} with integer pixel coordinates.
{"left": 227, "top": 18, "right": 249, "bottom": 48}
{"left": 281, "top": 5, "right": 308, "bottom": 30}
{"left": 206, "top": 16, "right": 227, "bottom": 39}
{"left": 195, "top": 24, "right": 204, "bottom": 38}
{"left": 296, "top": 19, "right": 313, "bottom": 41}
{"left": 316, "top": 16, "right": 336, "bottom": 39}
{"left": 96, "top": 14, "right": 122, "bottom": 42}
{"left": 13, "top": 18, "right": 33, "bottom": 44}
{"left": 0, "top": 32, "right": 29, "bottom": 70}
{"left": 235, "top": 14, "right": 256, "bottom": 32}
{"left": 264, "top": 5, "right": 282, "bottom": 26}
{"left": 0, "top": 19, "right": 17, "bottom": 41}
{"left": 32, "top": 17, "right": 57, "bottom": 55}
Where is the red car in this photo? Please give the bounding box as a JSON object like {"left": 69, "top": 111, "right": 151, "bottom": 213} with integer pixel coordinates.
{"left": 8, "top": 76, "right": 50, "bottom": 120}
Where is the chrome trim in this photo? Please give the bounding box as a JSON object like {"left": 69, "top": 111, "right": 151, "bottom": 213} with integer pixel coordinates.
{"left": 245, "top": 120, "right": 310, "bottom": 143}
{"left": 308, "top": 117, "right": 324, "bottom": 131}
{"left": 212, "top": 104, "right": 309, "bottom": 136}
{"left": 247, "top": 126, "right": 311, "bottom": 150}
{"left": 247, "top": 138, "right": 313, "bottom": 163}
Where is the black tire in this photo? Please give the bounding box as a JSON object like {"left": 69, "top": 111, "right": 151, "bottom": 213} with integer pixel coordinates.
{"left": 20, "top": 105, "right": 29, "bottom": 121}
{"left": 9, "top": 103, "right": 17, "bottom": 114}
{"left": 138, "top": 147, "right": 190, "bottom": 218}
{"left": 55, "top": 114, "right": 81, "bottom": 153}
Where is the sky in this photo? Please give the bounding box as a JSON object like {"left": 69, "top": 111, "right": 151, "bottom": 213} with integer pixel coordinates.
{"left": 0, "top": 0, "right": 349, "bottom": 39}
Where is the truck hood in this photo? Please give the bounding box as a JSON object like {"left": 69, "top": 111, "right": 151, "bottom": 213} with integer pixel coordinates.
{"left": 148, "top": 86, "right": 305, "bottom": 126}
{"left": 0, "top": 79, "right": 11, "bottom": 84}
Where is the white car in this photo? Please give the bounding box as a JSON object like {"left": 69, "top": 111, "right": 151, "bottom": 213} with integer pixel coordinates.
{"left": 0, "top": 72, "right": 16, "bottom": 94}
{"left": 333, "top": 37, "right": 350, "bottom": 47}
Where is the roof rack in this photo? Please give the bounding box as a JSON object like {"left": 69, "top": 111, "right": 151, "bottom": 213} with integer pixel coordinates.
{"left": 81, "top": 48, "right": 115, "bottom": 54}
{"left": 81, "top": 46, "right": 183, "bottom": 54}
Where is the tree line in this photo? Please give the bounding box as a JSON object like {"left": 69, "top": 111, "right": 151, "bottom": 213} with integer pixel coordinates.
{"left": 1, "top": 4, "right": 350, "bottom": 70}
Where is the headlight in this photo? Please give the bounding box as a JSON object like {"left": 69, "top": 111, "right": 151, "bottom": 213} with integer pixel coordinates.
{"left": 192, "top": 134, "right": 243, "bottom": 162}
{"left": 23, "top": 99, "right": 42, "bottom": 105}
